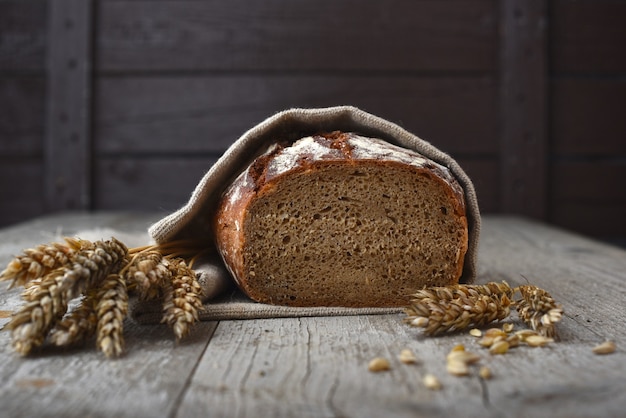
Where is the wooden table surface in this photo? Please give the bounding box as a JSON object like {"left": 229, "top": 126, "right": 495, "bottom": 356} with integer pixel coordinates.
{"left": 0, "top": 212, "right": 625, "bottom": 418}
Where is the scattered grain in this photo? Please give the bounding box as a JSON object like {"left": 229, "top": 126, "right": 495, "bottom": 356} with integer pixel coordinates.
{"left": 502, "top": 323, "right": 515, "bottom": 333}
{"left": 423, "top": 373, "right": 442, "bottom": 390}
{"left": 489, "top": 340, "right": 510, "bottom": 355}
{"left": 525, "top": 335, "right": 554, "bottom": 347}
{"left": 398, "top": 348, "right": 418, "bottom": 364}
{"left": 368, "top": 357, "right": 391, "bottom": 372}
{"left": 447, "top": 360, "right": 469, "bottom": 376}
{"left": 479, "top": 366, "right": 492, "bottom": 380}
{"left": 592, "top": 341, "right": 616, "bottom": 355}
{"left": 469, "top": 328, "right": 482, "bottom": 337}
{"left": 478, "top": 337, "right": 495, "bottom": 348}
{"left": 447, "top": 350, "right": 480, "bottom": 364}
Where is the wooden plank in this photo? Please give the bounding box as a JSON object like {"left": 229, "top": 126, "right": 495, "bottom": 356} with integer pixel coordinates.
{"left": 552, "top": 79, "right": 626, "bottom": 155}
{"left": 0, "top": 212, "right": 218, "bottom": 418}
{"left": 551, "top": 0, "right": 626, "bottom": 73}
{"left": 44, "top": 0, "right": 94, "bottom": 212}
{"left": 0, "top": 0, "right": 47, "bottom": 72}
{"left": 174, "top": 218, "right": 626, "bottom": 417}
{"left": 0, "top": 158, "right": 45, "bottom": 228}
{"left": 457, "top": 159, "right": 499, "bottom": 213}
{"left": 94, "top": 75, "right": 498, "bottom": 156}
{"left": 93, "top": 157, "right": 500, "bottom": 214}
{"left": 177, "top": 217, "right": 626, "bottom": 417}
{"left": 1, "top": 214, "right": 626, "bottom": 416}
{"left": 0, "top": 77, "right": 46, "bottom": 156}
{"left": 96, "top": 0, "right": 497, "bottom": 72}
{"left": 499, "top": 0, "right": 548, "bottom": 219}
{"left": 550, "top": 203, "right": 626, "bottom": 241}
{"left": 552, "top": 162, "right": 626, "bottom": 203}
{"left": 93, "top": 157, "right": 217, "bottom": 211}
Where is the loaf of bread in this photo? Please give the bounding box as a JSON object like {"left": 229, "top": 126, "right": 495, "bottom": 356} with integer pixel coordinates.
{"left": 214, "top": 132, "right": 468, "bottom": 307}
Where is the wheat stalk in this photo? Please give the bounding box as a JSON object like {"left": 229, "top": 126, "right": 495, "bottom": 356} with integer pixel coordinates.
{"left": 515, "top": 285, "right": 563, "bottom": 338}
{"left": 405, "top": 282, "right": 513, "bottom": 335}
{"left": 0, "top": 241, "right": 74, "bottom": 288}
{"left": 122, "top": 250, "right": 170, "bottom": 300}
{"left": 49, "top": 292, "right": 98, "bottom": 347}
{"left": 96, "top": 273, "right": 128, "bottom": 358}
{"left": 161, "top": 259, "right": 203, "bottom": 340}
{"left": 2, "top": 237, "right": 206, "bottom": 357}
{"left": 3, "top": 272, "right": 70, "bottom": 355}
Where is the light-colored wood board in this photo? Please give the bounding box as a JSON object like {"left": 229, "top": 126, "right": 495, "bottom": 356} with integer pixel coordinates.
{"left": 177, "top": 216, "right": 626, "bottom": 418}
{"left": 0, "top": 318, "right": 217, "bottom": 418}
{"left": 1, "top": 214, "right": 626, "bottom": 417}
{"left": 0, "top": 212, "right": 164, "bottom": 263}
{"left": 0, "top": 212, "right": 217, "bottom": 418}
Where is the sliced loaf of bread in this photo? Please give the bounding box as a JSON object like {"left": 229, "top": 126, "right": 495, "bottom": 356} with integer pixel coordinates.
{"left": 214, "top": 132, "right": 468, "bottom": 307}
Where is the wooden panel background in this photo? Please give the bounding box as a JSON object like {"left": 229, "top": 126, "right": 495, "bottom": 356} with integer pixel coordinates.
{"left": 0, "top": 0, "right": 625, "bottom": 245}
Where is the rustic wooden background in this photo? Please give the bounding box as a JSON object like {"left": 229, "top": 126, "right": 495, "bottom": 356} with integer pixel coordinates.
{"left": 1, "top": 0, "right": 625, "bottom": 245}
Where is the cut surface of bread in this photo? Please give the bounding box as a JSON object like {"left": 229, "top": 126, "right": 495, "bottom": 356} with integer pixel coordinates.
{"left": 214, "top": 132, "right": 468, "bottom": 307}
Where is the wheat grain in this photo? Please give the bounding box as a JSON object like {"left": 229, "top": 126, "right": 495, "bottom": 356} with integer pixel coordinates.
{"left": 49, "top": 292, "right": 98, "bottom": 347}
{"left": 592, "top": 341, "right": 616, "bottom": 355}
{"left": 60, "top": 238, "right": 128, "bottom": 299}
{"left": 489, "top": 340, "right": 510, "bottom": 355}
{"left": 469, "top": 328, "right": 482, "bottom": 337}
{"left": 423, "top": 373, "right": 443, "bottom": 390}
{"left": 161, "top": 259, "right": 203, "bottom": 340}
{"left": 398, "top": 348, "right": 418, "bottom": 364}
{"left": 95, "top": 274, "right": 128, "bottom": 357}
{"left": 3, "top": 272, "right": 69, "bottom": 355}
{"left": 368, "top": 357, "right": 390, "bottom": 372}
{"left": 479, "top": 366, "right": 492, "bottom": 380}
{"left": 405, "top": 283, "right": 512, "bottom": 335}
{"left": 524, "top": 335, "right": 554, "bottom": 347}
{"left": 123, "top": 250, "right": 170, "bottom": 300}
{"left": 0, "top": 242, "right": 74, "bottom": 288}
{"left": 515, "top": 285, "right": 563, "bottom": 338}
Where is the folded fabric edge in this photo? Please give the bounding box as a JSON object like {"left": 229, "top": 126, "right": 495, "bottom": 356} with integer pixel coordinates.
{"left": 131, "top": 295, "right": 404, "bottom": 324}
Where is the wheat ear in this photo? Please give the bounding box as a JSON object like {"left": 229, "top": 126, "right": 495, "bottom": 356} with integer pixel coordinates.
{"left": 405, "top": 282, "right": 513, "bottom": 335}
{"left": 161, "top": 259, "right": 203, "bottom": 340}
{"left": 96, "top": 274, "right": 128, "bottom": 358}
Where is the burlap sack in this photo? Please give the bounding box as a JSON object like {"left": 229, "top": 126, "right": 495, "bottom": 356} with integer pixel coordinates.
{"left": 133, "top": 106, "right": 480, "bottom": 323}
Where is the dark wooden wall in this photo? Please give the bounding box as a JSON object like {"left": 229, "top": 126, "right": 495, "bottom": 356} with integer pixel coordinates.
{"left": 1, "top": 0, "right": 625, "bottom": 245}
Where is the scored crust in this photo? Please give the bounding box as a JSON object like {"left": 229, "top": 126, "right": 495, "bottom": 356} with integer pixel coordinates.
{"left": 214, "top": 132, "right": 468, "bottom": 307}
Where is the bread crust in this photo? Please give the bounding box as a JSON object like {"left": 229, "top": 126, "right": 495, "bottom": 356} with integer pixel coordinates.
{"left": 214, "top": 132, "right": 468, "bottom": 307}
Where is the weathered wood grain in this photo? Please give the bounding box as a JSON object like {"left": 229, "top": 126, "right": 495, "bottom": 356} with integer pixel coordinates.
{"left": 94, "top": 157, "right": 217, "bottom": 212}
{"left": 550, "top": 203, "right": 626, "bottom": 243}
{"left": 0, "top": 212, "right": 217, "bottom": 418}
{"left": 552, "top": 79, "right": 626, "bottom": 155}
{"left": 92, "top": 157, "right": 498, "bottom": 214}
{"left": 94, "top": 75, "right": 498, "bottom": 156}
{"left": 552, "top": 162, "right": 626, "bottom": 203}
{"left": 1, "top": 213, "right": 626, "bottom": 417}
{"left": 0, "top": 158, "right": 45, "bottom": 228}
{"left": 0, "top": 0, "right": 47, "bottom": 72}
{"left": 0, "top": 77, "right": 45, "bottom": 156}
{"left": 499, "top": 0, "right": 548, "bottom": 220}
{"left": 44, "top": 0, "right": 94, "bottom": 212}
{"left": 96, "top": 0, "right": 496, "bottom": 72}
{"left": 177, "top": 216, "right": 626, "bottom": 418}
{"left": 551, "top": 0, "right": 626, "bottom": 73}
